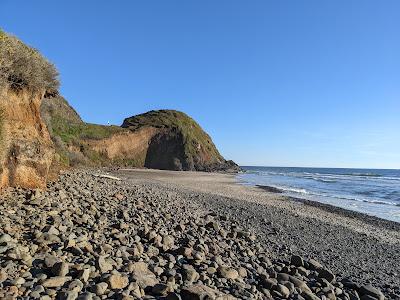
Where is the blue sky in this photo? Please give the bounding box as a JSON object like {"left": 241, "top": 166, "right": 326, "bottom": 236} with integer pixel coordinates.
{"left": 1, "top": 1, "right": 399, "bottom": 168}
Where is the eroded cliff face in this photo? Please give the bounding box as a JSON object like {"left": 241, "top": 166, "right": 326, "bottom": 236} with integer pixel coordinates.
{"left": 85, "top": 127, "right": 158, "bottom": 166}
{"left": 40, "top": 97, "right": 240, "bottom": 173}
{"left": 0, "top": 88, "right": 54, "bottom": 189}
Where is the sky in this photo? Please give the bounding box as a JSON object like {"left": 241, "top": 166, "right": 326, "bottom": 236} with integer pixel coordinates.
{"left": 1, "top": 0, "right": 399, "bottom": 169}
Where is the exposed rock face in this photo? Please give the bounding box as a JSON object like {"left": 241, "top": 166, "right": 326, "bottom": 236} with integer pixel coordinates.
{"left": 41, "top": 100, "right": 240, "bottom": 172}
{"left": 0, "top": 88, "right": 54, "bottom": 189}
{"left": 122, "top": 110, "right": 241, "bottom": 172}
{"left": 144, "top": 128, "right": 187, "bottom": 170}
{"left": 85, "top": 127, "right": 158, "bottom": 166}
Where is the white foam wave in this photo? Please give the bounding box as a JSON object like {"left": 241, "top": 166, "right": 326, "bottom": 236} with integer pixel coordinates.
{"left": 271, "top": 186, "right": 309, "bottom": 195}
{"left": 272, "top": 184, "right": 399, "bottom": 207}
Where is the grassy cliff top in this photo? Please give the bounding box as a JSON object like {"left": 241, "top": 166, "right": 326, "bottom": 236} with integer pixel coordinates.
{"left": 122, "top": 109, "right": 224, "bottom": 163}
{"left": 41, "top": 95, "right": 125, "bottom": 145}
{"left": 0, "top": 29, "right": 59, "bottom": 92}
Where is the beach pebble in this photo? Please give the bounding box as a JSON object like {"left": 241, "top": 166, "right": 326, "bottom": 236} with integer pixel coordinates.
{"left": 0, "top": 169, "right": 394, "bottom": 300}
{"left": 291, "top": 255, "right": 304, "bottom": 267}
{"left": 52, "top": 261, "right": 69, "bottom": 276}
{"left": 218, "top": 266, "right": 239, "bottom": 280}
{"left": 359, "top": 285, "right": 385, "bottom": 300}
{"left": 42, "top": 276, "right": 72, "bottom": 288}
{"left": 319, "top": 268, "right": 336, "bottom": 283}
{"left": 94, "top": 282, "right": 108, "bottom": 295}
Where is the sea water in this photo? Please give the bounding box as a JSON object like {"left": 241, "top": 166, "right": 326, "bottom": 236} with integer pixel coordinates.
{"left": 237, "top": 166, "right": 400, "bottom": 223}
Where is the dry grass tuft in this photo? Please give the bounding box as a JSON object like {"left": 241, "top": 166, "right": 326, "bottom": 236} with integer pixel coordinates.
{"left": 0, "top": 29, "right": 59, "bottom": 93}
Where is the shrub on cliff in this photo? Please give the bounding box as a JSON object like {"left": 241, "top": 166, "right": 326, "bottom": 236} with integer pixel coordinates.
{"left": 0, "top": 29, "right": 59, "bottom": 92}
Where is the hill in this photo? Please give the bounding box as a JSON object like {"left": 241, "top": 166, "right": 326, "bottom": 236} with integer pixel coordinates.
{"left": 0, "top": 29, "right": 239, "bottom": 189}
{"left": 41, "top": 96, "right": 239, "bottom": 172}
{"left": 122, "top": 110, "right": 238, "bottom": 171}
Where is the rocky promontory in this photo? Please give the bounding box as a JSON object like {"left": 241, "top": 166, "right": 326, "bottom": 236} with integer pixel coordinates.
{"left": 41, "top": 96, "right": 240, "bottom": 173}
{"left": 122, "top": 110, "right": 239, "bottom": 172}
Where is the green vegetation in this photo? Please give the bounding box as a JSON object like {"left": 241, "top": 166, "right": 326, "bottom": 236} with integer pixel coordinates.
{"left": 0, "top": 29, "right": 59, "bottom": 92}
{"left": 41, "top": 94, "right": 127, "bottom": 168}
{"left": 49, "top": 116, "right": 126, "bottom": 167}
{"left": 50, "top": 116, "right": 124, "bottom": 144}
{"left": 122, "top": 109, "right": 223, "bottom": 163}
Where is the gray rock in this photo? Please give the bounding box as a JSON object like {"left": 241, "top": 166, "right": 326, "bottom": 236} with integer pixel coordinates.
{"left": 129, "top": 262, "right": 159, "bottom": 288}
{"left": 319, "top": 268, "right": 336, "bottom": 283}
{"left": 218, "top": 266, "right": 239, "bottom": 280}
{"left": 107, "top": 273, "right": 129, "bottom": 289}
{"left": 42, "top": 276, "right": 72, "bottom": 288}
{"left": 29, "top": 291, "right": 41, "bottom": 299}
{"left": 79, "top": 268, "right": 91, "bottom": 283}
{"left": 60, "top": 291, "right": 79, "bottom": 300}
{"left": 97, "top": 256, "right": 113, "bottom": 273}
{"left": 275, "top": 284, "right": 290, "bottom": 298}
{"left": 52, "top": 261, "right": 69, "bottom": 276}
{"left": 291, "top": 255, "right": 304, "bottom": 267}
{"left": 183, "top": 265, "right": 200, "bottom": 283}
{"left": 94, "top": 282, "right": 108, "bottom": 295}
{"left": 308, "top": 259, "right": 323, "bottom": 270}
{"left": 0, "top": 234, "right": 12, "bottom": 243}
{"left": 152, "top": 283, "right": 172, "bottom": 295}
{"left": 181, "top": 284, "right": 234, "bottom": 300}
{"left": 359, "top": 285, "right": 384, "bottom": 300}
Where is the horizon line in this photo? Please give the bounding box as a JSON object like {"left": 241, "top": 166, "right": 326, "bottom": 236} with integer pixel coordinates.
{"left": 239, "top": 165, "right": 400, "bottom": 170}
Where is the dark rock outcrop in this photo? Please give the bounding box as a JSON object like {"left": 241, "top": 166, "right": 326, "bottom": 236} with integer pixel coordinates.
{"left": 123, "top": 110, "right": 241, "bottom": 172}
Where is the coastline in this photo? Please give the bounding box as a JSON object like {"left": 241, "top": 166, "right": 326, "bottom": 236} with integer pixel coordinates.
{"left": 0, "top": 168, "right": 399, "bottom": 299}
{"left": 256, "top": 184, "right": 400, "bottom": 231}
{"left": 115, "top": 169, "right": 400, "bottom": 292}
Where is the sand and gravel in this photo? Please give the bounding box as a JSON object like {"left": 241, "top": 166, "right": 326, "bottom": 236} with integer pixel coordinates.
{"left": 0, "top": 168, "right": 398, "bottom": 300}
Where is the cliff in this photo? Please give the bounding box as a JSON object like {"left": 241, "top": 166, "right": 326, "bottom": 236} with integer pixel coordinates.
{"left": 0, "top": 89, "right": 54, "bottom": 189}
{"left": 41, "top": 97, "right": 239, "bottom": 172}
{"left": 0, "top": 30, "right": 57, "bottom": 189}
{"left": 122, "top": 110, "right": 239, "bottom": 171}
{"left": 0, "top": 29, "right": 239, "bottom": 189}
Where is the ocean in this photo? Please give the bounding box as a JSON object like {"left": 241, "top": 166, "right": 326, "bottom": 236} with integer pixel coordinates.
{"left": 237, "top": 166, "right": 400, "bottom": 223}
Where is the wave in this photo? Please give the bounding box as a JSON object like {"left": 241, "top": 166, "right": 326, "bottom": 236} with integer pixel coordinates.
{"left": 280, "top": 187, "right": 309, "bottom": 194}
{"left": 263, "top": 185, "right": 309, "bottom": 195}
{"left": 256, "top": 184, "right": 310, "bottom": 195}
{"left": 306, "top": 176, "right": 337, "bottom": 183}
{"left": 240, "top": 168, "right": 400, "bottom": 209}
{"left": 245, "top": 170, "right": 400, "bottom": 183}
{"left": 362, "top": 199, "right": 399, "bottom": 206}
{"left": 279, "top": 186, "right": 399, "bottom": 207}
{"left": 342, "top": 173, "right": 382, "bottom": 177}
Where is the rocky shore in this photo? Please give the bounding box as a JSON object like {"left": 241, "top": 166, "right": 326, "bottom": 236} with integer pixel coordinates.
{"left": 0, "top": 169, "right": 398, "bottom": 299}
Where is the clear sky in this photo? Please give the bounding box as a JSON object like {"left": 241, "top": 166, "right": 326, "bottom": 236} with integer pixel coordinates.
{"left": 1, "top": 1, "right": 399, "bottom": 168}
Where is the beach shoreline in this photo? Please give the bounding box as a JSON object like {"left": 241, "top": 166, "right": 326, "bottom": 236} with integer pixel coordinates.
{"left": 114, "top": 169, "right": 400, "bottom": 291}
{"left": 256, "top": 184, "right": 400, "bottom": 231}
{"left": 0, "top": 168, "right": 399, "bottom": 299}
